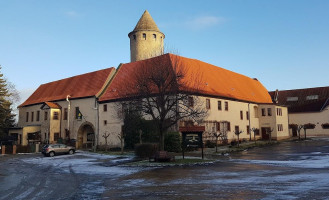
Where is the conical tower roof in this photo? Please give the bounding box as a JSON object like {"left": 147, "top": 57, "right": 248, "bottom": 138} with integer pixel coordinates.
{"left": 129, "top": 10, "right": 162, "bottom": 35}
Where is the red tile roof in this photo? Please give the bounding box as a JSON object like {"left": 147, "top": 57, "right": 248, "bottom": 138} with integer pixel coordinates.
{"left": 20, "top": 68, "right": 115, "bottom": 107}
{"left": 99, "top": 54, "right": 273, "bottom": 104}
{"left": 43, "top": 102, "right": 62, "bottom": 109}
{"left": 269, "top": 86, "right": 329, "bottom": 113}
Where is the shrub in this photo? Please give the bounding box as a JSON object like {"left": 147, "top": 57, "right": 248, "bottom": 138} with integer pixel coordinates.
{"left": 135, "top": 143, "right": 158, "bottom": 158}
{"left": 230, "top": 139, "right": 237, "bottom": 146}
{"left": 205, "top": 140, "right": 216, "bottom": 148}
{"left": 164, "top": 132, "right": 181, "bottom": 152}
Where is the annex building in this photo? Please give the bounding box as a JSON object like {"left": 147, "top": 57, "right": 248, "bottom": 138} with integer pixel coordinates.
{"left": 270, "top": 86, "right": 329, "bottom": 136}
{"left": 10, "top": 10, "right": 290, "bottom": 148}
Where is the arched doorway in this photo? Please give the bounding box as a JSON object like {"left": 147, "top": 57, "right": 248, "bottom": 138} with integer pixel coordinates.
{"left": 77, "top": 122, "right": 95, "bottom": 149}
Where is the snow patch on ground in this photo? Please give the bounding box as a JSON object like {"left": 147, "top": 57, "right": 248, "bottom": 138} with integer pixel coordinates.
{"left": 231, "top": 152, "right": 329, "bottom": 169}
{"left": 79, "top": 180, "right": 106, "bottom": 199}
{"left": 22, "top": 152, "right": 141, "bottom": 176}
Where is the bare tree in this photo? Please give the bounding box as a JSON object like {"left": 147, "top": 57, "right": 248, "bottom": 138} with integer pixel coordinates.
{"left": 117, "top": 54, "right": 208, "bottom": 151}
{"left": 212, "top": 131, "right": 220, "bottom": 153}
{"left": 233, "top": 130, "right": 243, "bottom": 147}
{"left": 102, "top": 131, "right": 110, "bottom": 151}
{"left": 117, "top": 131, "right": 124, "bottom": 154}
{"left": 266, "top": 127, "right": 274, "bottom": 142}
{"left": 296, "top": 125, "right": 303, "bottom": 141}
{"left": 303, "top": 123, "right": 316, "bottom": 140}
{"left": 251, "top": 127, "right": 259, "bottom": 144}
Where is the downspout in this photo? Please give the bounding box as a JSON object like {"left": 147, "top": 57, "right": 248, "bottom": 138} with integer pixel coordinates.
{"left": 94, "top": 97, "right": 99, "bottom": 152}
{"left": 66, "top": 95, "right": 71, "bottom": 139}
{"left": 248, "top": 103, "right": 251, "bottom": 141}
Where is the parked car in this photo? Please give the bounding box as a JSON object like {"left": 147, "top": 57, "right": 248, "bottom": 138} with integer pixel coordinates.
{"left": 42, "top": 144, "right": 76, "bottom": 157}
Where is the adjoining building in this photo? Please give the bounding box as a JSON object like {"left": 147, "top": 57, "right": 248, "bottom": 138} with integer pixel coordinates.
{"left": 10, "top": 10, "right": 290, "bottom": 148}
{"left": 270, "top": 87, "right": 329, "bottom": 136}
{"left": 10, "top": 68, "right": 115, "bottom": 147}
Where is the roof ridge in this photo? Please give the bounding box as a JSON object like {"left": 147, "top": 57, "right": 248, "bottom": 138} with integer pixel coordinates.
{"left": 40, "top": 67, "right": 114, "bottom": 86}
{"left": 270, "top": 86, "right": 329, "bottom": 93}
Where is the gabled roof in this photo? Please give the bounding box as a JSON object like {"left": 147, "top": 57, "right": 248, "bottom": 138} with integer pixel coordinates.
{"left": 269, "top": 86, "right": 329, "bottom": 113}
{"left": 99, "top": 53, "right": 273, "bottom": 104}
{"left": 41, "top": 102, "right": 62, "bottom": 109}
{"left": 128, "top": 10, "right": 163, "bottom": 36}
{"left": 20, "top": 68, "right": 115, "bottom": 107}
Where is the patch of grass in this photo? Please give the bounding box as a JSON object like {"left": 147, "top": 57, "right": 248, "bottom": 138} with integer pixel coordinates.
{"left": 93, "top": 150, "right": 134, "bottom": 156}
{"left": 123, "top": 157, "right": 215, "bottom": 167}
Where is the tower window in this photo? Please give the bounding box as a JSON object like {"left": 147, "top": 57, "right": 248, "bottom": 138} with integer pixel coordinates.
{"left": 153, "top": 34, "right": 156, "bottom": 39}
{"left": 133, "top": 34, "right": 136, "bottom": 40}
{"left": 143, "top": 33, "right": 146, "bottom": 40}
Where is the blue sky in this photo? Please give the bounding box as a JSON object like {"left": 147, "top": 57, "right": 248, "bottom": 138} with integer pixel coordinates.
{"left": 1, "top": 0, "right": 328, "bottom": 104}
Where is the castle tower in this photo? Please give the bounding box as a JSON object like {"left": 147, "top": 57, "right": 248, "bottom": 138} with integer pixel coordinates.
{"left": 128, "top": 10, "right": 165, "bottom": 62}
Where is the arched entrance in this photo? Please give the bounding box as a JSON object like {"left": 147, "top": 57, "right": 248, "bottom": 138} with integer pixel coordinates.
{"left": 77, "top": 122, "right": 95, "bottom": 149}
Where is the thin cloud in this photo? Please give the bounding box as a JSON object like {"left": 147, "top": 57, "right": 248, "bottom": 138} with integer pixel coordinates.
{"left": 186, "top": 16, "right": 225, "bottom": 30}
{"left": 65, "top": 11, "right": 80, "bottom": 18}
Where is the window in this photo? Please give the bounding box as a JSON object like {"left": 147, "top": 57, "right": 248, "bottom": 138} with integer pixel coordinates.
{"left": 143, "top": 33, "right": 146, "bottom": 39}
{"left": 31, "top": 112, "right": 34, "bottom": 122}
{"left": 227, "top": 122, "right": 231, "bottom": 131}
{"left": 240, "top": 111, "right": 243, "bottom": 120}
{"left": 306, "top": 95, "right": 318, "bottom": 100}
{"left": 104, "top": 120, "right": 107, "bottom": 125}
{"left": 103, "top": 104, "right": 108, "bottom": 112}
{"left": 36, "top": 111, "right": 40, "bottom": 121}
{"left": 206, "top": 99, "right": 210, "bottom": 109}
{"left": 133, "top": 34, "right": 136, "bottom": 40}
{"left": 254, "top": 106, "right": 259, "bottom": 118}
{"left": 276, "top": 108, "right": 282, "bottom": 116}
{"left": 11, "top": 133, "right": 18, "bottom": 141}
{"left": 246, "top": 111, "right": 249, "bottom": 120}
{"left": 261, "top": 108, "right": 266, "bottom": 116}
{"left": 53, "top": 111, "right": 59, "bottom": 120}
{"left": 247, "top": 125, "right": 250, "bottom": 135}
{"left": 225, "top": 102, "right": 228, "bottom": 111}
{"left": 153, "top": 34, "right": 156, "bottom": 39}
{"left": 235, "top": 126, "right": 239, "bottom": 133}
{"left": 287, "top": 97, "right": 298, "bottom": 101}
{"left": 322, "top": 123, "right": 329, "bottom": 129}
{"left": 54, "top": 133, "right": 60, "bottom": 141}
{"left": 267, "top": 108, "right": 272, "bottom": 116}
{"left": 218, "top": 101, "right": 222, "bottom": 110}
{"left": 26, "top": 112, "right": 29, "bottom": 122}
{"left": 44, "top": 111, "right": 48, "bottom": 120}
{"left": 75, "top": 107, "right": 79, "bottom": 119}
{"left": 188, "top": 97, "right": 194, "bottom": 107}
{"left": 63, "top": 108, "right": 68, "bottom": 120}
{"left": 277, "top": 124, "right": 283, "bottom": 131}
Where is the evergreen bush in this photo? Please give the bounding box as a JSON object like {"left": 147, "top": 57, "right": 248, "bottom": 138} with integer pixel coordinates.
{"left": 135, "top": 143, "right": 158, "bottom": 158}
{"left": 164, "top": 132, "right": 181, "bottom": 152}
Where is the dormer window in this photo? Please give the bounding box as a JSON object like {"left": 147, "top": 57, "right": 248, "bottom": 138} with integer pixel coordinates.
{"left": 306, "top": 95, "right": 319, "bottom": 100}
{"left": 143, "top": 33, "right": 146, "bottom": 40}
{"left": 287, "top": 97, "right": 298, "bottom": 101}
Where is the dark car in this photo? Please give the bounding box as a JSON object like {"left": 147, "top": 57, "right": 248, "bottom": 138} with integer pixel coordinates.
{"left": 42, "top": 144, "right": 76, "bottom": 157}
